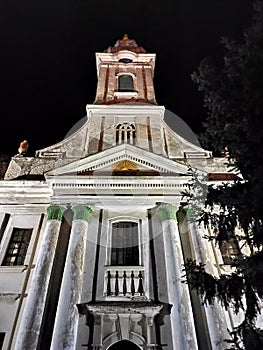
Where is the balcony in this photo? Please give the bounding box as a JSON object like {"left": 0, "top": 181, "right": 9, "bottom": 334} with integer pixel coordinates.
{"left": 104, "top": 266, "right": 145, "bottom": 300}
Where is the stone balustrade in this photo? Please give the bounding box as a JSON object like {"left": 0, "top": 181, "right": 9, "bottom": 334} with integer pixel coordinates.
{"left": 105, "top": 266, "right": 144, "bottom": 298}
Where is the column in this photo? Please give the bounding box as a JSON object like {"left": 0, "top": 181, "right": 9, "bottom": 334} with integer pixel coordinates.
{"left": 157, "top": 204, "right": 198, "bottom": 350}
{"left": 93, "top": 314, "right": 103, "bottom": 349}
{"left": 184, "top": 206, "right": 230, "bottom": 350}
{"left": 15, "top": 205, "right": 66, "bottom": 350}
{"left": 50, "top": 205, "right": 92, "bottom": 350}
{"left": 146, "top": 315, "right": 157, "bottom": 348}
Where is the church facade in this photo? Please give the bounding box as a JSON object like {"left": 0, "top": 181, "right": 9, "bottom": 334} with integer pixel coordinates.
{"left": 0, "top": 36, "right": 246, "bottom": 350}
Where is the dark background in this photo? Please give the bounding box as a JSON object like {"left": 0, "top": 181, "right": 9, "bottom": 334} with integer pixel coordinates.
{"left": 0, "top": 0, "right": 254, "bottom": 157}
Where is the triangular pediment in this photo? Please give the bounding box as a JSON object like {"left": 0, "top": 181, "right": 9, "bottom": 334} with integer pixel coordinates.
{"left": 46, "top": 143, "right": 192, "bottom": 177}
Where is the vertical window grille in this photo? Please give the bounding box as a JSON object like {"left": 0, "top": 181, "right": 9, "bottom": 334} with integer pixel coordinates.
{"left": 116, "top": 123, "right": 135, "bottom": 145}
{"left": 2, "top": 228, "right": 33, "bottom": 266}
{"left": 0, "top": 213, "right": 10, "bottom": 243}
{"left": 111, "top": 222, "right": 139, "bottom": 266}
{"left": 0, "top": 333, "right": 5, "bottom": 350}
{"left": 219, "top": 237, "right": 240, "bottom": 265}
{"left": 118, "top": 75, "right": 134, "bottom": 92}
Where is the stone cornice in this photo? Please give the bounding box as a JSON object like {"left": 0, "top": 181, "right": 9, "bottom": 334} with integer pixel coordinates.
{"left": 46, "top": 143, "right": 191, "bottom": 176}
{"left": 83, "top": 302, "right": 163, "bottom": 316}
{"left": 0, "top": 181, "right": 52, "bottom": 204}
{"left": 86, "top": 104, "right": 163, "bottom": 116}
{"left": 0, "top": 204, "right": 48, "bottom": 215}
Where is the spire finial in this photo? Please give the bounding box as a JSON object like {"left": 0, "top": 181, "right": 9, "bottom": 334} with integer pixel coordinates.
{"left": 105, "top": 35, "right": 146, "bottom": 53}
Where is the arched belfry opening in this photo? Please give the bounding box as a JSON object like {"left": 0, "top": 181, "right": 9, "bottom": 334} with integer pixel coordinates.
{"left": 107, "top": 340, "right": 141, "bottom": 350}
{"left": 118, "top": 74, "right": 134, "bottom": 92}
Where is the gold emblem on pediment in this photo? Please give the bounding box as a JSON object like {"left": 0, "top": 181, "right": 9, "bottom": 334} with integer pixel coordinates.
{"left": 113, "top": 160, "right": 139, "bottom": 172}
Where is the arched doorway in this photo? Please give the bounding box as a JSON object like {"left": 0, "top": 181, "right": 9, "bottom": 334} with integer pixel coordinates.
{"left": 108, "top": 340, "right": 141, "bottom": 350}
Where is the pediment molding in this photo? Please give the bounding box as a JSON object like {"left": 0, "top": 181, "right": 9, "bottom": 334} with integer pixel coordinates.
{"left": 46, "top": 144, "right": 191, "bottom": 177}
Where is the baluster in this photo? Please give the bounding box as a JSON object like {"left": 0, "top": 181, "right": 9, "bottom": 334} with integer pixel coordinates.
{"left": 123, "top": 271, "right": 127, "bottom": 295}
{"left": 131, "top": 271, "right": 135, "bottom": 296}
{"left": 138, "top": 270, "right": 144, "bottom": 295}
{"left": 106, "top": 271, "right": 111, "bottom": 296}
{"left": 115, "top": 271, "right": 119, "bottom": 296}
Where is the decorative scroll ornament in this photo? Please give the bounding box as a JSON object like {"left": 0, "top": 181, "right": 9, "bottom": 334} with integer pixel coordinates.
{"left": 113, "top": 160, "right": 138, "bottom": 172}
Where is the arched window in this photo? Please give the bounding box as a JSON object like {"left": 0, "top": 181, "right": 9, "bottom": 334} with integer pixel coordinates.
{"left": 118, "top": 75, "right": 134, "bottom": 92}
{"left": 116, "top": 123, "right": 135, "bottom": 145}
{"left": 111, "top": 222, "right": 139, "bottom": 266}
{"left": 108, "top": 340, "right": 141, "bottom": 350}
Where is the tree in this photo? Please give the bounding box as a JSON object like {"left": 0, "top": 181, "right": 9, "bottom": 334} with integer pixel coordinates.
{"left": 185, "top": 1, "right": 263, "bottom": 348}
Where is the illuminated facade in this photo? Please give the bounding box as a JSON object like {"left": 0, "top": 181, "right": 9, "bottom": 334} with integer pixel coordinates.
{"left": 0, "top": 36, "right": 246, "bottom": 350}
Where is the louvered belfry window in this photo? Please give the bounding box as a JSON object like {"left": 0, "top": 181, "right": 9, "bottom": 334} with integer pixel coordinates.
{"left": 111, "top": 222, "right": 139, "bottom": 266}
{"left": 2, "top": 228, "right": 33, "bottom": 266}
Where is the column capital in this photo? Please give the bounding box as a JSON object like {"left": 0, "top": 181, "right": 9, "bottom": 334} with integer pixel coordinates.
{"left": 72, "top": 205, "right": 93, "bottom": 222}
{"left": 46, "top": 205, "right": 66, "bottom": 221}
{"left": 157, "top": 204, "right": 178, "bottom": 221}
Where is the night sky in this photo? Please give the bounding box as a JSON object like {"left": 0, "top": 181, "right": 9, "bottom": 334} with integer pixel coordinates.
{"left": 0, "top": 1, "right": 254, "bottom": 157}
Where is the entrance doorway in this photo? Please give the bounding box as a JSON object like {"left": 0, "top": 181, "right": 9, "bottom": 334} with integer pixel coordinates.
{"left": 108, "top": 340, "right": 141, "bottom": 350}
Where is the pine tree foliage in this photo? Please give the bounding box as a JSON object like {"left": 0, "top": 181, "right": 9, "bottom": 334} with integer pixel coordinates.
{"left": 186, "top": 1, "right": 263, "bottom": 348}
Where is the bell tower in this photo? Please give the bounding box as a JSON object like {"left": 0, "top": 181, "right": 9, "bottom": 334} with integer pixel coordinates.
{"left": 94, "top": 34, "right": 157, "bottom": 104}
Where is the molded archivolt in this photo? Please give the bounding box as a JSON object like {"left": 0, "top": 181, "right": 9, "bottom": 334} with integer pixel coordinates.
{"left": 107, "top": 340, "right": 141, "bottom": 350}
{"left": 101, "top": 323, "right": 146, "bottom": 350}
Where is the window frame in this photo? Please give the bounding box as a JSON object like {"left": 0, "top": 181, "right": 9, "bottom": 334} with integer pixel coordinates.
{"left": 115, "top": 123, "right": 136, "bottom": 145}
{"left": 106, "top": 218, "right": 143, "bottom": 267}
{"left": 219, "top": 236, "right": 241, "bottom": 265}
{"left": 1, "top": 227, "right": 33, "bottom": 266}
{"left": 117, "top": 74, "right": 135, "bottom": 92}
{"left": 0, "top": 214, "right": 44, "bottom": 271}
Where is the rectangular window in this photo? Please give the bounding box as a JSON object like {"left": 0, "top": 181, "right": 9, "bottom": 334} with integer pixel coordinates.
{"left": 2, "top": 228, "right": 33, "bottom": 266}
{"left": 0, "top": 333, "right": 5, "bottom": 350}
{"left": 111, "top": 222, "right": 139, "bottom": 266}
